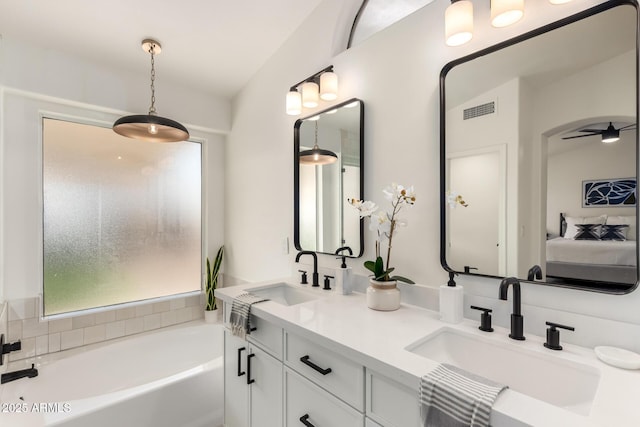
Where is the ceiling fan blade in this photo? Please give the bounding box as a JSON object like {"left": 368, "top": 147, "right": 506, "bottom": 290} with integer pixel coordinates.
{"left": 579, "top": 129, "right": 604, "bottom": 133}
{"left": 562, "top": 133, "right": 600, "bottom": 140}
{"left": 619, "top": 124, "right": 636, "bottom": 131}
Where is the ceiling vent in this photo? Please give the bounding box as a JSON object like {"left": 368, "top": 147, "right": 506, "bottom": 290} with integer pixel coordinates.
{"left": 463, "top": 101, "right": 495, "bottom": 120}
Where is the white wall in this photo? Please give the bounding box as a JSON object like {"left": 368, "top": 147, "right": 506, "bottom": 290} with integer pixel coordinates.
{"left": 226, "top": 0, "right": 640, "bottom": 351}
{"left": 0, "top": 37, "right": 228, "bottom": 303}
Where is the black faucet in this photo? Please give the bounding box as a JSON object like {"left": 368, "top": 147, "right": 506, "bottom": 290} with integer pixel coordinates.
{"left": 1, "top": 363, "right": 38, "bottom": 384}
{"left": 499, "top": 277, "right": 525, "bottom": 340}
{"left": 527, "top": 265, "right": 542, "bottom": 281}
{"left": 334, "top": 246, "right": 353, "bottom": 268}
{"left": 1, "top": 334, "right": 21, "bottom": 366}
{"left": 296, "top": 251, "right": 319, "bottom": 286}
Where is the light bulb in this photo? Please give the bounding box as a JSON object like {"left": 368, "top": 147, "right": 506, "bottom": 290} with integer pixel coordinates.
{"left": 286, "top": 90, "right": 302, "bottom": 115}
{"left": 491, "top": 0, "right": 524, "bottom": 28}
{"left": 320, "top": 72, "right": 338, "bottom": 101}
{"left": 301, "top": 82, "right": 319, "bottom": 108}
{"left": 148, "top": 124, "right": 159, "bottom": 135}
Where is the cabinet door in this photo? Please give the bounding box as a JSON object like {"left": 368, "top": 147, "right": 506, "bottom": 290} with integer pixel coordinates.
{"left": 224, "top": 330, "right": 250, "bottom": 427}
{"left": 249, "top": 344, "right": 283, "bottom": 427}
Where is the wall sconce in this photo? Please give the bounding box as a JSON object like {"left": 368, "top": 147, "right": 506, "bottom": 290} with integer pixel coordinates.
{"left": 446, "top": 0, "right": 544, "bottom": 47}
{"left": 286, "top": 66, "right": 338, "bottom": 116}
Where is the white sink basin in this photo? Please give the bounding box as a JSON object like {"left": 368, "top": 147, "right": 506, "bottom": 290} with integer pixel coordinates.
{"left": 249, "top": 283, "right": 318, "bottom": 306}
{"left": 405, "top": 327, "right": 600, "bottom": 416}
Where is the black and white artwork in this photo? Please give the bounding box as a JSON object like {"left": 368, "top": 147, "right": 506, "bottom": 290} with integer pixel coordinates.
{"left": 582, "top": 178, "right": 637, "bottom": 207}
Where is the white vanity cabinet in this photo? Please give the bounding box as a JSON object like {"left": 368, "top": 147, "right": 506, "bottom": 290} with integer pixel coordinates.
{"left": 223, "top": 313, "right": 284, "bottom": 427}
{"left": 365, "top": 369, "right": 421, "bottom": 427}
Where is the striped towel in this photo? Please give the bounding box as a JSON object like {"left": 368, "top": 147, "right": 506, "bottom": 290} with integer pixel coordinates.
{"left": 229, "top": 292, "right": 269, "bottom": 339}
{"left": 420, "top": 363, "right": 507, "bottom": 427}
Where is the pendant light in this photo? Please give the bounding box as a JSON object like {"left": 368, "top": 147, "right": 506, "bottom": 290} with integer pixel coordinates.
{"left": 113, "top": 39, "right": 189, "bottom": 143}
{"left": 299, "top": 121, "right": 338, "bottom": 165}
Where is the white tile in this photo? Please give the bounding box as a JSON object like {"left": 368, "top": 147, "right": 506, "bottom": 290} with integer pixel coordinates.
{"left": 152, "top": 301, "right": 171, "bottom": 314}
{"left": 49, "top": 317, "right": 73, "bottom": 333}
{"left": 48, "top": 333, "right": 61, "bottom": 353}
{"left": 8, "top": 298, "right": 36, "bottom": 321}
{"left": 143, "top": 313, "right": 162, "bottom": 331}
{"left": 8, "top": 320, "right": 22, "bottom": 341}
{"left": 135, "top": 304, "right": 153, "bottom": 317}
{"left": 72, "top": 314, "right": 95, "bottom": 329}
{"left": 106, "top": 321, "right": 125, "bottom": 340}
{"left": 22, "top": 318, "right": 48, "bottom": 338}
{"left": 9, "top": 337, "right": 35, "bottom": 361}
{"left": 60, "top": 329, "right": 84, "bottom": 350}
{"left": 185, "top": 295, "right": 200, "bottom": 307}
{"left": 170, "top": 298, "right": 186, "bottom": 310}
{"left": 116, "top": 307, "right": 136, "bottom": 321}
{"left": 161, "top": 310, "right": 177, "bottom": 327}
{"left": 94, "top": 310, "right": 116, "bottom": 325}
{"left": 176, "top": 307, "right": 192, "bottom": 323}
{"left": 36, "top": 335, "right": 49, "bottom": 356}
{"left": 125, "top": 317, "right": 144, "bottom": 335}
{"left": 83, "top": 324, "right": 106, "bottom": 345}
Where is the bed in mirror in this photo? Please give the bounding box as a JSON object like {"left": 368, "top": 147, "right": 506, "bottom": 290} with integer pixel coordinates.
{"left": 440, "top": 1, "right": 638, "bottom": 293}
{"left": 294, "top": 99, "right": 364, "bottom": 257}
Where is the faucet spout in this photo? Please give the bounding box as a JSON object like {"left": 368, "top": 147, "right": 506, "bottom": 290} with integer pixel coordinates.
{"left": 499, "top": 277, "right": 525, "bottom": 340}
{"left": 527, "top": 265, "right": 542, "bottom": 281}
{"left": 296, "top": 251, "right": 319, "bottom": 286}
{"left": 1, "top": 364, "right": 38, "bottom": 384}
{"left": 334, "top": 246, "right": 353, "bottom": 268}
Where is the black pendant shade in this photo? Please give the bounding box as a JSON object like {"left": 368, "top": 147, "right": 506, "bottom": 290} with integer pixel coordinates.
{"left": 113, "top": 114, "right": 189, "bottom": 143}
{"left": 299, "top": 146, "right": 338, "bottom": 165}
{"left": 113, "top": 39, "right": 189, "bottom": 143}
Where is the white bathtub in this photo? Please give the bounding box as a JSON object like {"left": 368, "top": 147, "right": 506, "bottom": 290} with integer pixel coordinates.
{"left": 0, "top": 321, "right": 223, "bottom": 427}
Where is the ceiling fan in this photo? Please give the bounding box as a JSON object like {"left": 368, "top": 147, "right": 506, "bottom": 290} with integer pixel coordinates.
{"left": 562, "top": 122, "right": 636, "bottom": 143}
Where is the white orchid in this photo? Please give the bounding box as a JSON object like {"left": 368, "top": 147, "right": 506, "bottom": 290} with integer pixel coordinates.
{"left": 348, "top": 183, "right": 416, "bottom": 284}
{"left": 446, "top": 191, "right": 468, "bottom": 208}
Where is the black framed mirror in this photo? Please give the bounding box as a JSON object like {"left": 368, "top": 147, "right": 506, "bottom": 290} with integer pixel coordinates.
{"left": 440, "top": 0, "right": 638, "bottom": 293}
{"left": 294, "top": 98, "right": 364, "bottom": 257}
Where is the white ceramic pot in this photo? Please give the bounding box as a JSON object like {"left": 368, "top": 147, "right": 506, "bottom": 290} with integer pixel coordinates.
{"left": 366, "top": 279, "right": 400, "bottom": 311}
{"left": 204, "top": 309, "right": 219, "bottom": 323}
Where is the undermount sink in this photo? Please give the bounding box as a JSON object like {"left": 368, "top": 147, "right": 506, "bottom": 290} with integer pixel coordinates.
{"left": 406, "top": 327, "right": 600, "bottom": 416}
{"left": 248, "top": 283, "right": 318, "bottom": 306}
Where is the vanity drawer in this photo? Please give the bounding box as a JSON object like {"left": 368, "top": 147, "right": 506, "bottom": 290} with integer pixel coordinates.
{"left": 366, "top": 369, "right": 420, "bottom": 427}
{"left": 285, "top": 331, "right": 364, "bottom": 411}
{"left": 248, "top": 314, "right": 283, "bottom": 359}
{"left": 285, "top": 367, "right": 364, "bottom": 427}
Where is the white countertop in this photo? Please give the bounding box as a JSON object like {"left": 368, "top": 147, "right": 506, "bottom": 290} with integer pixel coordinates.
{"left": 216, "top": 278, "right": 640, "bottom": 427}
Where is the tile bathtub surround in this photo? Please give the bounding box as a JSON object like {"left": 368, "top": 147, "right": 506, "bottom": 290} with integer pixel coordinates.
{"left": 6, "top": 294, "right": 203, "bottom": 362}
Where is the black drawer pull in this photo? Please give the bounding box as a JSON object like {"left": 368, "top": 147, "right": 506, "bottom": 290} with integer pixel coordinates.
{"left": 299, "top": 414, "right": 315, "bottom": 427}
{"left": 247, "top": 353, "right": 256, "bottom": 385}
{"left": 237, "top": 347, "right": 246, "bottom": 377}
{"left": 300, "top": 355, "right": 332, "bottom": 375}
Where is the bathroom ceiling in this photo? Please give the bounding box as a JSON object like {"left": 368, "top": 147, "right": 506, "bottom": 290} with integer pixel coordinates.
{"left": 0, "top": 0, "right": 325, "bottom": 99}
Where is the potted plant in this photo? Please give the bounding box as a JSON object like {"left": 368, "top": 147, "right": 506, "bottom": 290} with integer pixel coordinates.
{"left": 204, "top": 245, "right": 224, "bottom": 322}
{"left": 349, "top": 183, "right": 415, "bottom": 311}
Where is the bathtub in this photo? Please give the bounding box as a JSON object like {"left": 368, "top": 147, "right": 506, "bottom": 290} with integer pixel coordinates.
{"left": 0, "top": 321, "right": 223, "bottom": 427}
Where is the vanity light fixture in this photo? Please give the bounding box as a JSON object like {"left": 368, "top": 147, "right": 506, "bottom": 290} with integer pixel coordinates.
{"left": 113, "top": 39, "right": 189, "bottom": 143}
{"left": 286, "top": 66, "right": 338, "bottom": 116}
{"left": 299, "top": 121, "right": 338, "bottom": 165}
{"left": 491, "top": 0, "right": 525, "bottom": 28}
{"left": 445, "top": 0, "right": 474, "bottom": 47}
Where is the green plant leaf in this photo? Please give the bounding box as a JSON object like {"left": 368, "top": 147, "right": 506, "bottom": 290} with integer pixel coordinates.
{"left": 374, "top": 256, "right": 385, "bottom": 277}
{"left": 390, "top": 275, "right": 415, "bottom": 284}
{"left": 364, "top": 260, "right": 376, "bottom": 274}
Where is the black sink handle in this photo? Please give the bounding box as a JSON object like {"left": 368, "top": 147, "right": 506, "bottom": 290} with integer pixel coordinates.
{"left": 300, "top": 355, "right": 332, "bottom": 375}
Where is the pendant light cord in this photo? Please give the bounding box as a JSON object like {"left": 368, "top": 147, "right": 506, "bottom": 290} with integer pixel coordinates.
{"left": 149, "top": 45, "right": 157, "bottom": 116}
{"left": 314, "top": 121, "right": 319, "bottom": 149}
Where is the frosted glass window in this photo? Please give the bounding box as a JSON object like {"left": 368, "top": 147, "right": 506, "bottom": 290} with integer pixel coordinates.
{"left": 43, "top": 118, "right": 201, "bottom": 316}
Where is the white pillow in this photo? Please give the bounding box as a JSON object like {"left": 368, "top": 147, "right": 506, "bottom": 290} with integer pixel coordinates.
{"left": 606, "top": 215, "right": 637, "bottom": 241}
{"left": 564, "top": 215, "right": 607, "bottom": 239}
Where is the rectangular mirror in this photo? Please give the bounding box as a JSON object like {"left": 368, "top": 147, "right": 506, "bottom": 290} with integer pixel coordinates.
{"left": 294, "top": 99, "right": 364, "bottom": 257}
{"left": 441, "top": 1, "right": 638, "bottom": 293}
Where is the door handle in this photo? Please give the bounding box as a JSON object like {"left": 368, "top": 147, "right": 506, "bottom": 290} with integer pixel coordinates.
{"left": 237, "top": 347, "right": 246, "bottom": 377}
{"left": 299, "top": 414, "right": 315, "bottom": 427}
{"left": 247, "top": 353, "right": 256, "bottom": 385}
{"left": 300, "top": 355, "right": 332, "bottom": 375}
